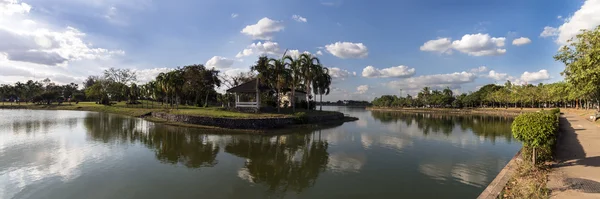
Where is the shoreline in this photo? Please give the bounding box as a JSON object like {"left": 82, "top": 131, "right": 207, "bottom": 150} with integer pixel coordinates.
{"left": 367, "top": 107, "right": 537, "bottom": 117}
{"left": 0, "top": 104, "right": 358, "bottom": 132}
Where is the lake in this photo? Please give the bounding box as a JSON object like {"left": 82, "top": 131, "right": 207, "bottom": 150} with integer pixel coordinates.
{"left": 0, "top": 107, "right": 520, "bottom": 199}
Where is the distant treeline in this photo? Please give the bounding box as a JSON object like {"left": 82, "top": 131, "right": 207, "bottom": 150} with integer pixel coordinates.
{"left": 372, "top": 82, "right": 596, "bottom": 110}
{"left": 373, "top": 26, "right": 600, "bottom": 111}
{"left": 318, "top": 100, "right": 371, "bottom": 106}
{"left": 0, "top": 53, "right": 333, "bottom": 111}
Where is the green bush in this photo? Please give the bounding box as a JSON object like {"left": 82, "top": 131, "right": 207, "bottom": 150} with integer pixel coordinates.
{"left": 550, "top": 108, "right": 561, "bottom": 115}
{"left": 512, "top": 112, "right": 559, "bottom": 165}
{"left": 293, "top": 112, "right": 309, "bottom": 124}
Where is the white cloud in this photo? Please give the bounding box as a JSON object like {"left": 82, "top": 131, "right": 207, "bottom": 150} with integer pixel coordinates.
{"left": 487, "top": 70, "right": 508, "bottom": 81}
{"left": 362, "top": 65, "right": 416, "bottom": 78}
{"left": 520, "top": 69, "right": 550, "bottom": 82}
{"left": 483, "top": 69, "right": 551, "bottom": 84}
{"left": 512, "top": 37, "right": 532, "bottom": 46}
{"left": 316, "top": 50, "right": 323, "bottom": 56}
{"left": 554, "top": 0, "right": 600, "bottom": 44}
{"left": 557, "top": 15, "right": 563, "bottom": 19}
{"left": 469, "top": 66, "right": 489, "bottom": 73}
{"left": 235, "top": 41, "right": 280, "bottom": 58}
{"left": 540, "top": 26, "right": 559, "bottom": 37}
{"left": 231, "top": 13, "right": 238, "bottom": 18}
{"left": 419, "top": 38, "right": 452, "bottom": 54}
{"left": 292, "top": 15, "right": 307, "bottom": 23}
{"left": 325, "top": 42, "right": 368, "bottom": 59}
{"left": 240, "top": 17, "right": 284, "bottom": 40}
{"left": 205, "top": 56, "right": 234, "bottom": 69}
{"left": 451, "top": 33, "right": 506, "bottom": 56}
{"left": 421, "top": 34, "right": 506, "bottom": 56}
{"left": 387, "top": 71, "right": 477, "bottom": 94}
{"left": 133, "top": 67, "right": 172, "bottom": 83}
{"left": 0, "top": 0, "right": 124, "bottom": 70}
{"left": 356, "top": 85, "right": 369, "bottom": 94}
{"left": 328, "top": 67, "right": 355, "bottom": 80}
{"left": 286, "top": 49, "right": 311, "bottom": 59}
{"left": 0, "top": 0, "right": 31, "bottom": 16}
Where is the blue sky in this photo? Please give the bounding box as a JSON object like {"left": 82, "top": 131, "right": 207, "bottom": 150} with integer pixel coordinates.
{"left": 0, "top": 0, "right": 597, "bottom": 101}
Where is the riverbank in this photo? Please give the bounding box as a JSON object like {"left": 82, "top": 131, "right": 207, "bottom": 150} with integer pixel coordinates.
{"left": 0, "top": 102, "right": 357, "bottom": 131}
{"left": 367, "top": 107, "right": 550, "bottom": 117}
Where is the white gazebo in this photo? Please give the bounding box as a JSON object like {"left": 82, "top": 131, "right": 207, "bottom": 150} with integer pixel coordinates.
{"left": 226, "top": 78, "right": 269, "bottom": 109}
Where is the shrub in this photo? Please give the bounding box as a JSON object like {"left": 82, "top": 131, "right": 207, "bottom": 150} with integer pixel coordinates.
{"left": 293, "top": 112, "right": 309, "bottom": 124}
{"left": 550, "top": 108, "right": 561, "bottom": 115}
{"left": 512, "top": 112, "right": 558, "bottom": 165}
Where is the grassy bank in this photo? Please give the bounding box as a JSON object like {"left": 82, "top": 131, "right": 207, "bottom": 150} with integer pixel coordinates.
{"left": 0, "top": 101, "right": 339, "bottom": 119}
{"left": 498, "top": 161, "right": 550, "bottom": 199}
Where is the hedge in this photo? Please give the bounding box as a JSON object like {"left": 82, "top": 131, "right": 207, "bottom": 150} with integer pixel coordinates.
{"left": 511, "top": 111, "right": 559, "bottom": 165}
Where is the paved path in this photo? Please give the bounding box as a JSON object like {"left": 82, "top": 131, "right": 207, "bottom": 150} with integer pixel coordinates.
{"left": 547, "top": 113, "right": 600, "bottom": 198}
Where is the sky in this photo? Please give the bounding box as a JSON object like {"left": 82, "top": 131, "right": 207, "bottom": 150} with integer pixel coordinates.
{"left": 0, "top": 0, "right": 598, "bottom": 101}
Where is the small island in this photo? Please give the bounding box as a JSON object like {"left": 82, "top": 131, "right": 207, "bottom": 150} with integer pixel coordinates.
{"left": 0, "top": 53, "right": 357, "bottom": 131}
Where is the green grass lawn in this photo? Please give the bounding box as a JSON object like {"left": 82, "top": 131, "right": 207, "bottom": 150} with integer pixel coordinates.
{"left": 0, "top": 101, "right": 336, "bottom": 119}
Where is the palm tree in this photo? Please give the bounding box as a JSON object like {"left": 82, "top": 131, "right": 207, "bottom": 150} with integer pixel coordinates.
{"left": 419, "top": 87, "right": 431, "bottom": 107}
{"left": 284, "top": 54, "right": 305, "bottom": 112}
{"left": 147, "top": 80, "right": 158, "bottom": 108}
{"left": 161, "top": 70, "right": 185, "bottom": 109}
{"left": 312, "top": 66, "right": 331, "bottom": 111}
{"left": 299, "top": 54, "right": 321, "bottom": 110}
{"left": 268, "top": 57, "right": 291, "bottom": 113}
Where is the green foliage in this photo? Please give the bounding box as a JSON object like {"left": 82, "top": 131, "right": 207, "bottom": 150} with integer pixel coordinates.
{"left": 550, "top": 108, "right": 561, "bottom": 115}
{"left": 512, "top": 112, "right": 559, "bottom": 163}
{"left": 371, "top": 80, "right": 595, "bottom": 109}
{"left": 555, "top": 25, "right": 600, "bottom": 111}
{"left": 293, "top": 112, "right": 309, "bottom": 124}
{"left": 512, "top": 112, "right": 558, "bottom": 148}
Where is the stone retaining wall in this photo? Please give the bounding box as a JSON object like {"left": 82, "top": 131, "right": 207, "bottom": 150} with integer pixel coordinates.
{"left": 151, "top": 112, "right": 345, "bottom": 129}
{"left": 477, "top": 149, "right": 523, "bottom": 199}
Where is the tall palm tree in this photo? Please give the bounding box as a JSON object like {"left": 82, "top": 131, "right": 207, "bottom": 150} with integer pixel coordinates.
{"left": 299, "top": 54, "right": 320, "bottom": 110}
{"left": 284, "top": 54, "right": 304, "bottom": 112}
{"left": 420, "top": 87, "right": 431, "bottom": 107}
{"left": 165, "top": 70, "right": 184, "bottom": 109}
{"left": 156, "top": 73, "right": 168, "bottom": 106}
{"left": 312, "top": 66, "right": 331, "bottom": 111}
{"left": 268, "top": 58, "right": 290, "bottom": 113}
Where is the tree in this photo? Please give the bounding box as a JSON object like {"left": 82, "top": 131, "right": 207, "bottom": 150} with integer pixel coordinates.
{"left": 85, "top": 81, "right": 109, "bottom": 105}
{"left": 299, "top": 54, "right": 321, "bottom": 110}
{"left": 284, "top": 55, "right": 304, "bottom": 112}
{"left": 103, "top": 68, "right": 137, "bottom": 85}
{"left": 418, "top": 87, "right": 431, "bottom": 107}
{"left": 268, "top": 57, "right": 290, "bottom": 112}
{"left": 312, "top": 67, "right": 332, "bottom": 111}
{"left": 555, "top": 25, "right": 600, "bottom": 111}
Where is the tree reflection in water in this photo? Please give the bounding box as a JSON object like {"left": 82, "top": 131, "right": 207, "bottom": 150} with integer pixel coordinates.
{"left": 225, "top": 133, "right": 329, "bottom": 194}
{"left": 83, "top": 112, "right": 334, "bottom": 194}
{"left": 83, "top": 112, "right": 219, "bottom": 168}
{"left": 370, "top": 111, "right": 513, "bottom": 143}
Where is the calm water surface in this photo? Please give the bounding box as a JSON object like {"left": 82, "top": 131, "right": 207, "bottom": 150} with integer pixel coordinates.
{"left": 0, "top": 107, "right": 520, "bottom": 199}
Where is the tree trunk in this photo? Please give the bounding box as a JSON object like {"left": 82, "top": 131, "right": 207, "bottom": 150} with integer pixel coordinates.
{"left": 276, "top": 89, "right": 281, "bottom": 113}
{"left": 291, "top": 83, "right": 296, "bottom": 112}
{"left": 320, "top": 94, "right": 323, "bottom": 111}
{"left": 532, "top": 147, "right": 536, "bottom": 165}
{"left": 205, "top": 91, "right": 209, "bottom": 108}
{"left": 306, "top": 83, "right": 311, "bottom": 110}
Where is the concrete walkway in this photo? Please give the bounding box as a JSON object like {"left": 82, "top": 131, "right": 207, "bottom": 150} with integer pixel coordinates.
{"left": 547, "top": 113, "right": 600, "bottom": 198}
